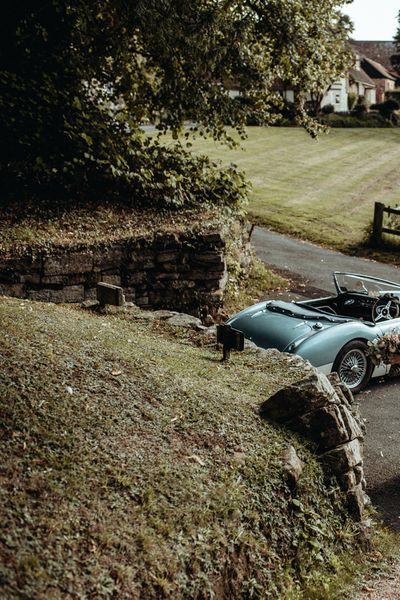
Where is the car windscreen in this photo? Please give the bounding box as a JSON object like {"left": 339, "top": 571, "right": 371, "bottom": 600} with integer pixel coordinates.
{"left": 333, "top": 273, "right": 400, "bottom": 297}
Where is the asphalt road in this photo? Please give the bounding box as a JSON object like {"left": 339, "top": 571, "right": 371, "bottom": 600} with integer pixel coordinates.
{"left": 252, "top": 227, "right": 400, "bottom": 531}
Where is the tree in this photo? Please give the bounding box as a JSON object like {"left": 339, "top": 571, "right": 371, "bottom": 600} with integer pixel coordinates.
{"left": 391, "top": 10, "right": 400, "bottom": 75}
{"left": 0, "top": 0, "right": 352, "bottom": 209}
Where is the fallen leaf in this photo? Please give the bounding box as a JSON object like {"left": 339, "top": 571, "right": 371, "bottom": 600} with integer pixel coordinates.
{"left": 187, "top": 454, "right": 205, "bottom": 466}
{"left": 111, "top": 370, "right": 122, "bottom": 376}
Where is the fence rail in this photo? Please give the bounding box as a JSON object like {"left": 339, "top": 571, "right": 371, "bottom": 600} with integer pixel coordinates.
{"left": 372, "top": 201, "right": 400, "bottom": 246}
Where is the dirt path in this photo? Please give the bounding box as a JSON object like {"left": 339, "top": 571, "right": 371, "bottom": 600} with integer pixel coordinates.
{"left": 354, "top": 559, "right": 400, "bottom": 600}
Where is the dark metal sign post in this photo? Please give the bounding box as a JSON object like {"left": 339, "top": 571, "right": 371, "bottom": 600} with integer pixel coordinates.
{"left": 216, "top": 324, "right": 245, "bottom": 361}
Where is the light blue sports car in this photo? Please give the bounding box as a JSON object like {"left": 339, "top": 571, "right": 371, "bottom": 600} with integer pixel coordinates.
{"left": 226, "top": 272, "right": 400, "bottom": 393}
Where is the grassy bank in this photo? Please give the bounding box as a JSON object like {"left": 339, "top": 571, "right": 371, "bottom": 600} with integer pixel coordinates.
{"left": 183, "top": 127, "right": 400, "bottom": 259}
{"left": 0, "top": 297, "right": 394, "bottom": 599}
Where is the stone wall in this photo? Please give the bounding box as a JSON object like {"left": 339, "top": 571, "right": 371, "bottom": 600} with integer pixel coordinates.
{"left": 260, "top": 364, "right": 368, "bottom": 521}
{"left": 0, "top": 223, "right": 251, "bottom": 313}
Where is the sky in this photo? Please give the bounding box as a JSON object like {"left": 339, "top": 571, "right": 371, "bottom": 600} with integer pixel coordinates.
{"left": 343, "top": 0, "right": 399, "bottom": 40}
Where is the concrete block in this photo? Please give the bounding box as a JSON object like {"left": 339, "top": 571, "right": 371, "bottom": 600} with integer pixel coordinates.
{"left": 97, "top": 282, "right": 125, "bottom": 306}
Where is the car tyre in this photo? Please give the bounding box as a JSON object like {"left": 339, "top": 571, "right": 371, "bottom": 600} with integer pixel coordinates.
{"left": 332, "top": 340, "right": 373, "bottom": 394}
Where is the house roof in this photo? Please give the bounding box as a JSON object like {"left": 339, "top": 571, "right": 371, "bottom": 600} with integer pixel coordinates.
{"left": 350, "top": 41, "right": 396, "bottom": 72}
{"left": 362, "top": 56, "right": 396, "bottom": 81}
{"left": 348, "top": 68, "right": 375, "bottom": 88}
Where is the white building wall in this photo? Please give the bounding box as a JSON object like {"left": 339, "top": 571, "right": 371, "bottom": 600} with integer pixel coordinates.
{"left": 321, "top": 77, "right": 348, "bottom": 112}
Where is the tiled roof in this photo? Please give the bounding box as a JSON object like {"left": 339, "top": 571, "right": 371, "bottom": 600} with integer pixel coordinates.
{"left": 350, "top": 41, "right": 399, "bottom": 79}
{"left": 362, "top": 56, "right": 396, "bottom": 81}
{"left": 348, "top": 68, "right": 375, "bottom": 88}
{"left": 350, "top": 41, "right": 396, "bottom": 71}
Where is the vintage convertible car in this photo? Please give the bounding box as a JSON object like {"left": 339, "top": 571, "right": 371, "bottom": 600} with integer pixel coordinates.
{"left": 226, "top": 272, "right": 400, "bottom": 393}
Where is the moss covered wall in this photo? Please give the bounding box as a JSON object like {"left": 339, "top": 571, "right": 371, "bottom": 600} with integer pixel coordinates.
{"left": 0, "top": 223, "right": 250, "bottom": 313}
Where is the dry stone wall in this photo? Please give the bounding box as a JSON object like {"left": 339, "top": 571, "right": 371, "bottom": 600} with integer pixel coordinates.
{"left": 260, "top": 363, "right": 368, "bottom": 521}
{"left": 0, "top": 224, "right": 250, "bottom": 313}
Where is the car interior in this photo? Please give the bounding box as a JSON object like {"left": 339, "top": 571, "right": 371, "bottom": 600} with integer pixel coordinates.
{"left": 298, "top": 273, "right": 400, "bottom": 322}
{"left": 299, "top": 293, "right": 378, "bottom": 320}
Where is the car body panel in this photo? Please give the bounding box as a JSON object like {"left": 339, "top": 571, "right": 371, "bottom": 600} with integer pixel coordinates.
{"left": 226, "top": 272, "right": 400, "bottom": 386}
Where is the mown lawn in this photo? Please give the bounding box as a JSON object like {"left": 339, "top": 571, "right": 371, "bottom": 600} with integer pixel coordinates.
{"left": 183, "top": 127, "right": 400, "bottom": 253}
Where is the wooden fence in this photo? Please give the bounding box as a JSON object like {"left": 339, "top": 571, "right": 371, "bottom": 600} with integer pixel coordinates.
{"left": 372, "top": 201, "right": 400, "bottom": 246}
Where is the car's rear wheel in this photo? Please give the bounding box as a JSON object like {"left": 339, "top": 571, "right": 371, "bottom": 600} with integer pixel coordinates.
{"left": 332, "top": 340, "right": 373, "bottom": 394}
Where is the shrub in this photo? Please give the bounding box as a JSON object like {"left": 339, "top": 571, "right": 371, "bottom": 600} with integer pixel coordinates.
{"left": 370, "top": 99, "right": 400, "bottom": 120}
{"left": 1, "top": 138, "right": 249, "bottom": 212}
{"left": 321, "top": 103, "right": 334, "bottom": 115}
{"left": 318, "top": 113, "right": 393, "bottom": 128}
{"left": 352, "top": 97, "right": 367, "bottom": 116}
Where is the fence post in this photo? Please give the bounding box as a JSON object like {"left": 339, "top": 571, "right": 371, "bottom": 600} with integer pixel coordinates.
{"left": 372, "top": 202, "right": 384, "bottom": 246}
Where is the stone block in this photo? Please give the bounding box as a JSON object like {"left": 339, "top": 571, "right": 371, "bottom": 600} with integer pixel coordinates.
{"left": 100, "top": 273, "right": 122, "bottom": 287}
{"left": 199, "top": 232, "right": 224, "bottom": 246}
{"left": 97, "top": 282, "right": 125, "bottom": 306}
{"left": 170, "top": 280, "right": 196, "bottom": 289}
{"left": 187, "top": 270, "right": 226, "bottom": 281}
{"left": 191, "top": 252, "right": 224, "bottom": 265}
{"left": 320, "top": 438, "right": 363, "bottom": 475}
{"left": 327, "top": 372, "right": 354, "bottom": 407}
{"left": 93, "top": 245, "right": 126, "bottom": 271}
{"left": 157, "top": 251, "right": 180, "bottom": 263}
{"left": 43, "top": 252, "right": 93, "bottom": 276}
{"left": 203, "top": 279, "right": 222, "bottom": 290}
{"left": 353, "top": 465, "right": 363, "bottom": 485}
{"left": 338, "top": 404, "right": 363, "bottom": 441}
{"left": 155, "top": 272, "right": 179, "bottom": 281}
{"left": 176, "top": 263, "right": 192, "bottom": 273}
{"left": 0, "top": 283, "right": 26, "bottom": 298}
{"left": 155, "top": 232, "right": 181, "bottom": 249}
{"left": 136, "top": 296, "right": 149, "bottom": 307}
{"left": 160, "top": 262, "right": 178, "bottom": 273}
{"left": 0, "top": 256, "right": 42, "bottom": 277}
{"left": 148, "top": 290, "right": 174, "bottom": 304}
{"left": 27, "top": 285, "right": 85, "bottom": 303}
{"left": 127, "top": 250, "right": 156, "bottom": 270}
{"left": 346, "top": 484, "right": 366, "bottom": 521}
{"left": 166, "top": 314, "right": 202, "bottom": 328}
{"left": 281, "top": 445, "right": 304, "bottom": 489}
{"left": 19, "top": 271, "right": 42, "bottom": 285}
{"left": 126, "top": 271, "right": 148, "bottom": 285}
{"left": 84, "top": 287, "right": 98, "bottom": 301}
{"left": 124, "top": 288, "right": 136, "bottom": 303}
{"left": 291, "top": 404, "right": 350, "bottom": 451}
{"left": 337, "top": 469, "right": 357, "bottom": 491}
{"left": 260, "top": 371, "right": 338, "bottom": 424}
{"left": 219, "top": 271, "right": 229, "bottom": 291}
{"left": 40, "top": 274, "right": 65, "bottom": 285}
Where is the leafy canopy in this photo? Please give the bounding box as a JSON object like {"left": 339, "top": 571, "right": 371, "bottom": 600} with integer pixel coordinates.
{"left": 0, "top": 0, "right": 352, "bottom": 209}
{"left": 391, "top": 9, "right": 400, "bottom": 77}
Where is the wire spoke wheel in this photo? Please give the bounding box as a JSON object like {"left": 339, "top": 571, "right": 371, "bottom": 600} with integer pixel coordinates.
{"left": 333, "top": 341, "right": 373, "bottom": 394}
{"left": 338, "top": 349, "right": 367, "bottom": 389}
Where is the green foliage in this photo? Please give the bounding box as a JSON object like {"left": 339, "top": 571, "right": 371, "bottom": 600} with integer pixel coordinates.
{"left": 319, "top": 113, "right": 394, "bottom": 128}
{"left": 321, "top": 104, "right": 335, "bottom": 115}
{"left": 0, "top": 0, "right": 352, "bottom": 208}
{"left": 370, "top": 99, "right": 400, "bottom": 121}
{"left": 391, "top": 10, "right": 400, "bottom": 74}
{"left": 352, "top": 96, "right": 367, "bottom": 117}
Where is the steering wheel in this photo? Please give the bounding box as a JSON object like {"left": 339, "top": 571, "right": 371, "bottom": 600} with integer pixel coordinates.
{"left": 372, "top": 294, "right": 400, "bottom": 323}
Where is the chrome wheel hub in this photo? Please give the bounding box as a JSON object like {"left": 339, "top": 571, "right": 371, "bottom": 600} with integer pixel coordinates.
{"left": 338, "top": 349, "right": 367, "bottom": 389}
